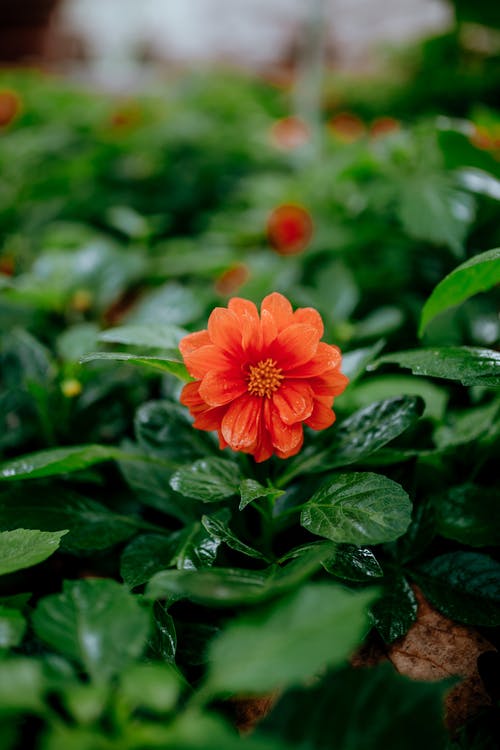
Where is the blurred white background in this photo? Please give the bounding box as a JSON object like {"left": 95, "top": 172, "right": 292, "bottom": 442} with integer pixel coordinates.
{"left": 60, "top": 0, "right": 452, "bottom": 82}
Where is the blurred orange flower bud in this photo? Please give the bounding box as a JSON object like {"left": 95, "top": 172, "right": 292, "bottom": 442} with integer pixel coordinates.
{"left": 266, "top": 204, "right": 313, "bottom": 256}
{"left": 0, "top": 90, "right": 21, "bottom": 128}
{"left": 270, "top": 116, "right": 310, "bottom": 150}
{"left": 328, "top": 112, "right": 366, "bottom": 143}
{"left": 215, "top": 264, "right": 250, "bottom": 296}
{"left": 370, "top": 117, "right": 401, "bottom": 139}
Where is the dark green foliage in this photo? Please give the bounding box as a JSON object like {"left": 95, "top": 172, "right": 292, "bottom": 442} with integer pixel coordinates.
{"left": 0, "top": 57, "right": 499, "bottom": 749}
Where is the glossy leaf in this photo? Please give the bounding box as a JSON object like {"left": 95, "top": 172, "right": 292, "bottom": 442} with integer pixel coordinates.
{"left": 0, "top": 444, "right": 142, "bottom": 482}
{"left": 120, "top": 534, "right": 179, "bottom": 589}
{"left": 201, "top": 515, "right": 269, "bottom": 562}
{"left": 326, "top": 396, "right": 424, "bottom": 469}
{"left": 322, "top": 545, "right": 384, "bottom": 582}
{"left": 260, "top": 663, "right": 449, "bottom": 750}
{"left": 33, "top": 579, "right": 151, "bottom": 683}
{"left": 370, "top": 576, "right": 418, "bottom": 643}
{"left": 0, "top": 529, "right": 68, "bottom": 576}
{"left": 370, "top": 347, "right": 500, "bottom": 387}
{"left": 0, "top": 488, "right": 143, "bottom": 552}
{"left": 279, "top": 396, "right": 423, "bottom": 483}
{"left": 414, "top": 552, "right": 500, "bottom": 626}
{"left": 146, "top": 548, "right": 326, "bottom": 606}
{"left": 432, "top": 484, "right": 500, "bottom": 547}
{"left": 205, "top": 583, "right": 375, "bottom": 695}
{"left": 340, "top": 340, "right": 386, "bottom": 384}
{"left": 239, "top": 479, "right": 283, "bottom": 511}
{"left": 170, "top": 458, "right": 242, "bottom": 502}
{"left": 80, "top": 351, "right": 191, "bottom": 382}
{"left": 301, "top": 472, "right": 412, "bottom": 546}
{"left": 419, "top": 247, "right": 500, "bottom": 336}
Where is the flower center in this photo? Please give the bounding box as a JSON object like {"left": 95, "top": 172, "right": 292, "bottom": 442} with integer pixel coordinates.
{"left": 247, "top": 358, "right": 284, "bottom": 398}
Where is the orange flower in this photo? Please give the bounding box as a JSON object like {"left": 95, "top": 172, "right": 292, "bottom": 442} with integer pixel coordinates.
{"left": 266, "top": 204, "right": 313, "bottom": 256}
{"left": 270, "top": 116, "right": 310, "bottom": 150}
{"left": 179, "top": 293, "right": 348, "bottom": 462}
{"left": 328, "top": 112, "right": 366, "bottom": 144}
{"left": 369, "top": 116, "right": 400, "bottom": 139}
{"left": 0, "top": 90, "right": 21, "bottom": 128}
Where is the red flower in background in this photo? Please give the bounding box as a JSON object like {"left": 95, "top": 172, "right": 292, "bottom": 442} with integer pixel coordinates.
{"left": 369, "top": 117, "right": 400, "bottom": 139}
{"left": 328, "top": 112, "right": 366, "bottom": 143}
{"left": 179, "top": 293, "right": 348, "bottom": 462}
{"left": 0, "top": 90, "right": 21, "bottom": 128}
{"left": 267, "top": 204, "right": 313, "bottom": 255}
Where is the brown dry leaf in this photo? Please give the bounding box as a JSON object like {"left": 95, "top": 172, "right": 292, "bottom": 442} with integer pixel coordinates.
{"left": 229, "top": 693, "right": 280, "bottom": 734}
{"left": 387, "top": 586, "right": 496, "bottom": 732}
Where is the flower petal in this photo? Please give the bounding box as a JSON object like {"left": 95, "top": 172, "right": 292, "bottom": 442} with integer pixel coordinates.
{"left": 179, "top": 330, "right": 210, "bottom": 356}
{"left": 207, "top": 308, "right": 243, "bottom": 355}
{"left": 287, "top": 342, "right": 341, "bottom": 377}
{"left": 183, "top": 344, "right": 232, "bottom": 379}
{"left": 221, "top": 394, "right": 262, "bottom": 451}
{"left": 271, "top": 324, "right": 320, "bottom": 370}
{"left": 261, "top": 309, "right": 278, "bottom": 348}
{"left": 227, "top": 298, "right": 263, "bottom": 354}
{"left": 199, "top": 369, "right": 247, "bottom": 407}
{"left": 272, "top": 381, "right": 314, "bottom": 425}
{"left": 305, "top": 399, "right": 336, "bottom": 430}
{"left": 309, "top": 370, "right": 349, "bottom": 397}
{"left": 293, "top": 307, "right": 324, "bottom": 337}
{"left": 261, "top": 292, "right": 294, "bottom": 332}
{"left": 266, "top": 403, "right": 304, "bottom": 454}
{"left": 193, "top": 405, "right": 228, "bottom": 431}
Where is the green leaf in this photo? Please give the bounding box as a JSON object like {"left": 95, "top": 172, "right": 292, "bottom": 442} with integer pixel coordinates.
{"left": 118, "top": 454, "right": 199, "bottom": 524}
{"left": 371, "top": 347, "right": 500, "bottom": 387}
{"left": 0, "top": 606, "right": 27, "bottom": 648}
{"left": 397, "top": 173, "right": 474, "bottom": 255}
{"left": 205, "top": 583, "right": 375, "bottom": 695}
{"left": 301, "top": 472, "right": 412, "bottom": 546}
{"left": 370, "top": 576, "right": 418, "bottom": 643}
{"left": 414, "top": 552, "right": 500, "bottom": 626}
{"left": 0, "top": 488, "right": 143, "bottom": 552}
{"left": 98, "top": 324, "right": 186, "bottom": 350}
{"left": 33, "top": 579, "right": 151, "bottom": 683}
{"left": 56, "top": 324, "right": 99, "bottom": 363}
{"left": 239, "top": 478, "right": 283, "bottom": 511}
{"left": 172, "top": 522, "right": 221, "bottom": 570}
{"left": 434, "top": 398, "right": 500, "bottom": 449}
{"left": 279, "top": 396, "right": 423, "bottom": 483}
{"left": 0, "top": 444, "right": 138, "bottom": 482}
{"left": 419, "top": 248, "right": 500, "bottom": 336}
{"left": 170, "top": 458, "right": 242, "bottom": 502}
{"left": 0, "top": 658, "right": 45, "bottom": 713}
{"left": 80, "top": 351, "right": 191, "bottom": 382}
{"left": 0, "top": 529, "right": 67, "bottom": 576}
{"left": 322, "top": 545, "right": 384, "bottom": 582}
{"left": 260, "top": 663, "right": 449, "bottom": 750}
{"left": 201, "top": 515, "right": 269, "bottom": 562}
{"left": 327, "top": 396, "right": 424, "bottom": 468}
{"left": 432, "top": 484, "right": 500, "bottom": 547}
{"left": 118, "top": 663, "right": 181, "bottom": 714}
{"left": 120, "top": 534, "right": 180, "bottom": 589}
{"left": 146, "top": 548, "right": 326, "bottom": 607}
{"left": 340, "top": 340, "right": 386, "bottom": 384}
{"left": 135, "top": 400, "right": 215, "bottom": 462}
{"left": 347, "top": 376, "right": 448, "bottom": 421}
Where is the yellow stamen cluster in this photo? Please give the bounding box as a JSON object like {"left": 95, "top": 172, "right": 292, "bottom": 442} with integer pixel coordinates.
{"left": 247, "top": 358, "right": 284, "bottom": 398}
